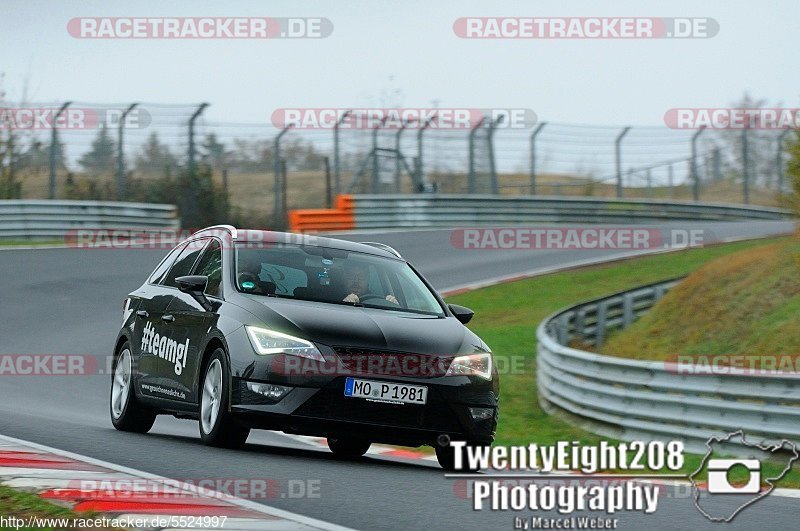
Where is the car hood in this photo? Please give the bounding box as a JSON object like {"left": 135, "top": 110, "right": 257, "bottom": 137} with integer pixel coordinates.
{"left": 235, "top": 295, "right": 481, "bottom": 356}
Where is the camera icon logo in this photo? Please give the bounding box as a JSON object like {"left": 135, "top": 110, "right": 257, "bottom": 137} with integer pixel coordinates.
{"left": 691, "top": 430, "right": 799, "bottom": 522}
{"left": 706, "top": 459, "right": 761, "bottom": 494}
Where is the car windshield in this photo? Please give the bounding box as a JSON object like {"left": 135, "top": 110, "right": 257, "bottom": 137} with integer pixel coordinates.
{"left": 234, "top": 243, "right": 444, "bottom": 316}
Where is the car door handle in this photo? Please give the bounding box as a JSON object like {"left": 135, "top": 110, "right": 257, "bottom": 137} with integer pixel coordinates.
{"left": 162, "top": 314, "right": 175, "bottom": 323}
{"left": 136, "top": 310, "right": 149, "bottom": 318}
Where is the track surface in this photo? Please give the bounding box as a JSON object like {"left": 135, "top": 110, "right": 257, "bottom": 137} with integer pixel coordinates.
{"left": 0, "top": 221, "right": 795, "bottom": 529}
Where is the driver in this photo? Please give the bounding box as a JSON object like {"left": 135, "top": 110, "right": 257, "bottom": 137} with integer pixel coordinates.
{"left": 342, "top": 263, "right": 398, "bottom": 305}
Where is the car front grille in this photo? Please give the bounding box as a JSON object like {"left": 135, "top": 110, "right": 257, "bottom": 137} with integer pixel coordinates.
{"left": 332, "top": 346, "right": 453, "bottom": 379}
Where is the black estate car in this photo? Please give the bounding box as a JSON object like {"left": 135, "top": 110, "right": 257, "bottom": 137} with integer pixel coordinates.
{"left": 110, "top": 225, "right": 498, "bottom": 469}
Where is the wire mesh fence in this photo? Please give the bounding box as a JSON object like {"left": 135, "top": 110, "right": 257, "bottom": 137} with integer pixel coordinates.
{"left": 0, "top": 101, "right": 794, "bottom": 228}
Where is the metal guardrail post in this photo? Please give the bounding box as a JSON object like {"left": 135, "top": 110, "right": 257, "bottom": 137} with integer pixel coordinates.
{"left": 116, "top": 103, "right": 138, "bottom": 200}
{"left": 615, "top": 126, "right": 631, "bottom": 198}
{"left": 49, "top": 101, "right": 72, "bottom": 199}
{"left": 529, "top": 122, "right": 547, "bottom": 195}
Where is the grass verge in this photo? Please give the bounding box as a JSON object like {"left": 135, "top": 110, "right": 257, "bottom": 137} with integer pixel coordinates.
{"left": 445, "top": 236, "right": 800, "bottom": 487}
{"left": 0, "top": 484, "right": 117, "bottom": 530}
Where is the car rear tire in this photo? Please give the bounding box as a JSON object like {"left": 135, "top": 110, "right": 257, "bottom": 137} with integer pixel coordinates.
{"left": 327, "top": 437, "right": 371, "bottom": 459}
{"left": 110, "top": 342, "right": 157, "bottom": 433}
{"left": 435, "top": 442, "right": 486, "bottom": 471}
{"left": 199, "top": 348, "right": 250, "bottom": 449}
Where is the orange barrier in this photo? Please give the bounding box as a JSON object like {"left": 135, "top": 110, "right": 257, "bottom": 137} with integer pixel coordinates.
{"left": 288, "top": 194, "right": 355, "bottom": 233}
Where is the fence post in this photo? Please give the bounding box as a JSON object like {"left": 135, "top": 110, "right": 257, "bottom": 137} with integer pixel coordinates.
{"left": 273, "top": 124, "right": 294, "bottom": 229}
{"left": 333, "top": 110, "right": 351, "bottom": 196}
{"left": 280, "top": 159, "right": 288, "bottom": 230}
{"left": 48, "top": 101, "right": 72, "bottom": 199}
{"left": 468, "top": 116, "right": 487, "bottom": 194}
{"left": 487, "top": 114, "right": 504, "bottom": 195}
{"left": 529, "top": 121, "right": 547, "bottom": 195}
{"left": 742, "top": 126, "right": 750, "bottom": 204}
{"left": 777, "top": 129, "right": 790, "bottom": 194}
{"left": 646, "top": 168, "right": 652, "bottom": 197}
{"left": 188, "top": 102, "right": 209, "bottom": 177}
{"left": 713, "top": 147, "right": 721, "bottom": 181}
{"left": 416, "top": 114, "right": 436, "bottom": 192}
{"left": 324, "top": 156, "right": 332, "bottom": 208}
{"left": 615, "top": 126, "right": 631, "bottom": 198}
{"left": 394, "top": 120, "right": 409, "bottom": 192}
{"left": 116, "top": 102, "right": 138, "bottom": 200}
{"left": 371, "top": 117, "right": 388, "bottom": 193}
{"left": 691, "top": 125, "right": 705, "bottom": 201}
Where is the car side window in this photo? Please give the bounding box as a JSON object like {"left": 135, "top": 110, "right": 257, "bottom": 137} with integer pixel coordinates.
{"left": 192, "top": 239, "right": 223, "bottom": 298}
{"left": 162, "top": 239, "right": 209, "bottom": 288}
{"left": 148, "top": 243, "right": 187, "bottom": 285}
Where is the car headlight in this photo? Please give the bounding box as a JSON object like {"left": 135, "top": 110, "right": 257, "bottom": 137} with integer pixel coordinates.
{"left": 445, "top": 352, "right": 493, "bottom": 380}
{"left": 245, "top": 326, "right": 323, "bottom": 361}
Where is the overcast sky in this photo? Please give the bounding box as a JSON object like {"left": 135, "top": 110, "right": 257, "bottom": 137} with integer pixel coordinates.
{"left": 1, "top": 0, "right": 797, "bottom": 126}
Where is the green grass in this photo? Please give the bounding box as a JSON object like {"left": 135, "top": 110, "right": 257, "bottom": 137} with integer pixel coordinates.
{"left": 603, "top": 238, "right": 800, "bottom": 359}
{"left": 0, "top": 484, "right": 115, "bottom": 530}
{"left": 445, "top": 236, "right": 800, "bottom": 487}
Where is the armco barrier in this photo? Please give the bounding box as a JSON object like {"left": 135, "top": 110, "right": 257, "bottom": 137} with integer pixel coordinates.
{"left": 0, "top": 200, "right": 180, "bottom": 240}
{"left": 289, "top": 194, "right": 792, "bottom": 231}
{"left": 288, "top": 194, "right": 354, "bottom": 232}
{"left": 536, "top": 278, "right": 800, "bottom": 454}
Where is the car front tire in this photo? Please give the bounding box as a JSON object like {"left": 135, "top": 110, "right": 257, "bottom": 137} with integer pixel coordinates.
{"left": 199, "top": 348, "right": 250, "bottom": 449}
{"left": 110, "top": 342, "right": 157, "bottom": 433}
{"left": 327, "top": 437, "right": 371, "bottom": 459}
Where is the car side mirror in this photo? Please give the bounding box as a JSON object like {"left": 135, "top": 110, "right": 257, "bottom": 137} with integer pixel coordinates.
{"left": 175, "top": 275, "right": 214, "bottom": 311}
{"left": 449, "top": 304, "right": 474, "bottom": 324}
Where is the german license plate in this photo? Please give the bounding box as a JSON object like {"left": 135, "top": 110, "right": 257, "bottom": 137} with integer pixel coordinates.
{"left": 344, "top": 377, "right": 427, "bottom": 405}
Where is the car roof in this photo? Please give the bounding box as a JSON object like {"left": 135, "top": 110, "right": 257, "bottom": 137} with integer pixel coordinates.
{"left": 189, "top": 226, "right": 403, "bottom": 260}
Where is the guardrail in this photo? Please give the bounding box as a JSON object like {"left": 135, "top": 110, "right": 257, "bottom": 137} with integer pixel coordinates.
{"left": 536, "top": 278, "right": 800, "bottom": 454}
{"left": 0, "top": 200, "right": 180, "bottom": 240}
{"left": 289, "top": 194, "right": 792, "bottom": 231}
